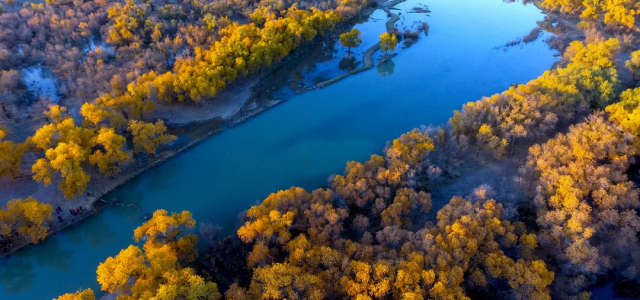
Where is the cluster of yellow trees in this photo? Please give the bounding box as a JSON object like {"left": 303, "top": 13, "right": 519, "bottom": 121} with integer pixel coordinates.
{"left": 0, "top": 197, "right": 52, "bottom": 245}
{"left": 106, "top": 6, "right": 341, "bottom": 104}
{"left": 541, "top": 0, "right": 639, "bottom": 29}
{"left": 512, "top": 85, "right": 640, "bottom": 296}
{"left": 0, "top": 104, "right": 175, "bottom": 199}
{"left": 52, "top": 36, "right": 640, "bottom": 300}
{"left": 55, "top": 210, "right": 221, "bottom": 300}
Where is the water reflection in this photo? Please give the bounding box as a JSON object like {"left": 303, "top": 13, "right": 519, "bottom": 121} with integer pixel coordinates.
{"left": 377, "top": 59, "right": 396, "bottom": 76}
{"left": 22, "top": 67, "right": 59, "bottom": 102}
{"left": 0, "top": 255, "right": 35, "bottom": 294}
{"left": 147, "top": 161, "right": 182, "bottom": 194}
{"left": 66, "top": 225, "right": 84, "bottom": 245}
{"left": 34, "top": 238, "right": 74, "bottom": 271}
{"left": 339, "top": 56, "right": 360, "bottom": 71}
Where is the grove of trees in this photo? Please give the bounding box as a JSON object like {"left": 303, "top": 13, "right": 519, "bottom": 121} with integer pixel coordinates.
{"left": 0, "top": 0, "right": 373, "bottom": 232}
{"left": 52, "top": 36, "right": 640, "bottom": 300}
{"left": 541, "top": 0, "right": 639, "bottom": 30}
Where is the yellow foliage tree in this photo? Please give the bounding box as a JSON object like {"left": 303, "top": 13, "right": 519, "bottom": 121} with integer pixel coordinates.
{"left": 379, "top": 32, "right": 397, "bottom": 55}
{"left": 625, "top": 50, "right": 640, "bottom": 82}
{"left": 89, "top": 127, "right": 132, "bottom": 176}
{"left": 128, "top": 120, "right": 176, "bottom": 155}
{"left": 54, "top": 289, "right": 95, "bottom": 300}
{"left": 0, "top": 127, "right": 25, "bottom": 178}
{"left": 339, "top": 28, "right": 362, "bottom": 56}
{"left": 32, "top": 142, "right": 90, "bottom": 199}
{"left": 243, "top": 263, "right": 326, "bottom": 300}
{"left": 44, "top": 105, "right": 69, "bottom": 123}
{"left": 340, "top": 260, "right": 394, "bottom": 299}
{"left": 0, "top": 197, "right": 52, "bottom": 243}
{"left": 476, "top": 124, "right": 508, "bottom": 159}
{"left": 96, "top": 210, "right": 220, "bottom": 300}
{"left": 80, "top": 103, "right": 109, "bottom": 127}
{"left": 606, "top": 87, "right": 640, "bottom": 137}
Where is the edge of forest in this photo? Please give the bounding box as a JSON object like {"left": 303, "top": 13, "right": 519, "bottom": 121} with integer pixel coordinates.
{"left": 0, "top": 0, "right": 407, "bottom": 258}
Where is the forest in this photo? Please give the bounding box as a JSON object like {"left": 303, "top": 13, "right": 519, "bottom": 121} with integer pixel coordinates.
{"left": 54, "top": 17, "right": 640, "bottom": 300}
{"left": 1, "top": 0, "right": 640, "bottom": 299}
{"left": 0, "top": 0, "right": 371, "bottom": 248}
{"left": 0, "top": 0, "right": 364, "bottom": 200}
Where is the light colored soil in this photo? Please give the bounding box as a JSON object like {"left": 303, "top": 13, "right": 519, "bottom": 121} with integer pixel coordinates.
{"left": 153, "top": 76, "right": 260, "bottom": 127}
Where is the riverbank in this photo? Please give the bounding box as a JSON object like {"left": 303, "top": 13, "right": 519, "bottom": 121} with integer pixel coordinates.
{"left": 0, "top": 0, "right": 416, "bottom": 258}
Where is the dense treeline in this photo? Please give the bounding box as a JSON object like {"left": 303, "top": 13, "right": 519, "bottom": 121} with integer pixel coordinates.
{"left": 225, "top": 140, "right": 553, "bottom": 299}
{"left": 519, "top": 111, "right": 638, "bottom": 298}
{"left": 53, "top": 36, "right": 640, "bottom": 299}
{"left": 29, "top": 104, "right": 175, "bottom": 197}
{"left": 450, "top": 38, "right": 620, "bottom": 160}
{"left": 0, "top": 0, "right": 369, "bottom": 201}
{"left": 110, "top": 6, "right": 342, "bottom": 104}
{"left": 541, "top": 0, "right": 639, "bottom": 30}
{"left": 515, "top": 84, "right": 640, "bottom": 298}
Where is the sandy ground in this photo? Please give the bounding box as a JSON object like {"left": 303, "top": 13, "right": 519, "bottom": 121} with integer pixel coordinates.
{"left": 2, "top": 0, "right": 45, "bottom": 13}
{"left": 153, "top": 76, "right": 260, "bottom": 127}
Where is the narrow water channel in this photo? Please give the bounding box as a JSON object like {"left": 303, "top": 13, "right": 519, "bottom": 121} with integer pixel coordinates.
{"left": 0, "top": 0, "right": 557, "bottom": 298}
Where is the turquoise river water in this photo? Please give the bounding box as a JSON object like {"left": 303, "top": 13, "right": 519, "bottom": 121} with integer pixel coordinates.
{"left": 0, "top": 0, "right": 559, "bottom": 298}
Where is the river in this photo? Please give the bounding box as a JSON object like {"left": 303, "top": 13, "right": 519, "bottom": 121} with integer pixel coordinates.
{"left": 0, "top": 0, "right": 557, "bottom": 299}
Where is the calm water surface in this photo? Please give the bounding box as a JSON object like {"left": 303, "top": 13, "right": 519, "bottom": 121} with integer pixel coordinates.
{"left": 0, "top": 0, "right": 557, "bottom": 298}
{"left": 22, "top": 67, "right": 59, "bottom": 103}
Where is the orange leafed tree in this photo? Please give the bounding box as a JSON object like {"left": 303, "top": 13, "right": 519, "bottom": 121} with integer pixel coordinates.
{"left": 96, "top": 210, "right": 220, "bottom": 300}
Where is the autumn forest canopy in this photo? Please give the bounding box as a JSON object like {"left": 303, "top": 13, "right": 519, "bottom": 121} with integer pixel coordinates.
{"left": 0, "top": 0, "right": 640, "bottom": 299}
